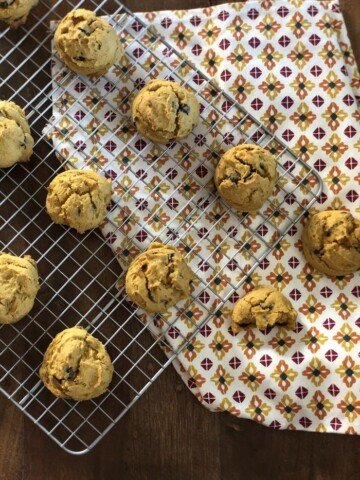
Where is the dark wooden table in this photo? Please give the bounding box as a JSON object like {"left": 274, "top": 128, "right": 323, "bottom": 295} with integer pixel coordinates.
{"left": 1, "top": 1, "right": 359, "bottom": 479}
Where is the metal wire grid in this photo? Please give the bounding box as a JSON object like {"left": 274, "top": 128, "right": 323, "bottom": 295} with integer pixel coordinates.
{"left": 0, "top": 0, "right": 323, "bottom": 454}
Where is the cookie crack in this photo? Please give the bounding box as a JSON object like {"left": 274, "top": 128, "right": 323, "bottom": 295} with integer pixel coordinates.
{"left": 316, "top": 255, "right": 338, "bottom": 274}
{"left": 170, "top": 85, "right": 184, "bottom": 139}
{"left": 0, "top": 108, "right": 28, "bottom": 149}
{"left": 324, "top": 220, "right": 344, "bottom": 238}
{"left": 0, "top": 296, "right": 16, "bottom": 320}
{"left": 57, "top": 332, "right": 92, "bottom": 387}
{"left": 78, "top": 20, "right": 102, "bottom": 36}
{"left": 88, "top": 190, "right": 99, "bottom": 213}
{"left": 316, "top": 214, "right": 360, "bottom": 255}
{"left": 0, "top": 285, "right": 28, "bottom": 315}
{"left": 55, "top": 181, "right": 100, "bottom": 219}
{"left": 246, "top": 290, "right": 273, "bottom": 312}
{"left": 235, "top": 155, "right": 270, "bottom": 181}
{"left": 134, "top": 96, "right": 176, "bottom": 139}
{"left": 165, "top": 253, "right": 175, "bottom": 287}
{"left": 247, "top": 187, "right": 259, "bottom": 203}
{"left": 0, "top": 265, "right": 35, "bottom": 318}
{"left": 142, "top": 252, "right": 177, "bottom": 307}
{"left": 143, "top": 269, "right": 155, "bottom": 303}
{"left": 0, "top": 259, "right": 32, "bottom": 271}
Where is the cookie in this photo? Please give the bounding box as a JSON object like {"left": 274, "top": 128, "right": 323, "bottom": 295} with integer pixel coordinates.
{"left": 46, "top": 170, "right": 112, "bottom": 234}
{"left": 0, "top": 253, "right": 39, "bottom": 324}
{"left": 54, "top": 9, "right": 123, "bottom": 76}
{"left": 232, "top": 286, "right": 297, "bottom": 331}
{"left": 125, "top": 242, "right": 195, "bottom": 313}
{"left": 39, "top": 326, "right": 113, "bottom": 401}
{"left": 302, "top": 210, "right": 360, "bottom": 276}
{"left": 131, "top": 79, "right": 200, "bottom": 144}
{"left": 0, "top": 100, "right": 34, "bottom": 168}
{"left": 0, "top": 0, "right": 38, "bottom": 28}
{"left": 214, "top": 144, "right": 278, "bottom": 213}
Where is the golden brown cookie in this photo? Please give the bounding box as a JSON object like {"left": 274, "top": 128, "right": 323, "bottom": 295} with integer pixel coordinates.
{"left": 0, "top": 0, "right": 38, "bottom": 28}
{"left": 0, "top": 252, "right": 39, "bottom": 324}
{"left": 46, "top": 170, "right": 112, "bottom": 234}
{"left": 302, "top": 210, "right": 360, "bottom": 276}
{"left": 131, "top": 79, "right": 200, "bottom": 144}
{"left": 214, "top": 144, "right": 278, "bottom": 213}
{"left": 39, "top": 326, "right": 113, "bottom": 401}
{"left": 54, "top": 9, "right": 123, "bottom": 76}
{"left": 0, "top": 100, "right": 34, "bottom": 168}
{"left": 232, "top": 286, "right": 297, "bottom": 331}
{"left": 125, "top": 242, "right": 195, "bottom": 313}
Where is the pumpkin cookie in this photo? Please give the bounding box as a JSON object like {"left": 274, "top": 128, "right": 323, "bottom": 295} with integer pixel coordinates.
{"left": 232, "top": 286, "right": 297, "bottom": 332}
{"left": 302, "top": 210, "right": 360, "bottom": 276}
{"left": 214, "top": 144, "right": 277, "bottom": 213}
{"left": 0, "top": 252, "right": 39, "bottom": 324}
{"left": 132, "top": 79, "right": 200, "bottom": 144}
{"left": 54, "top": 9, "right": 123, "bottom": 76}
{"left": 40, "top": 326, "right": 113, "bottom": 401}
{"left": 0, "top": 0, "right": 38, "bottom": 28}
{"left": 46, "top": 170, "right": 112, "bottom": 234}
{"left": 125, "top": 242, "right": 195, "bottom": 313}
{"left": 0, "top": 100, "right": 34, "bottom": 168}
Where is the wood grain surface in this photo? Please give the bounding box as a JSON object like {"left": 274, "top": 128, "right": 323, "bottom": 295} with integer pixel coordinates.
{"left": 0, "top": 1, "right": 359, "bottom": 479}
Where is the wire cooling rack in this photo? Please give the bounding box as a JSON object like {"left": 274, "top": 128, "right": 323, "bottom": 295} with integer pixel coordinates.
{"left": 0, "top": 0, "right": 323, "bottom": 455}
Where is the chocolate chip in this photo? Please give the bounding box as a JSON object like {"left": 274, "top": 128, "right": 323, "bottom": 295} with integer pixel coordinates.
{"left": 313, "top": 249, "right": 321, "bottom": 255}
{"left": 74, "top": 55, "right": 86, "bottom": 62}
{"left": 179, "top": 104, "right": 190, "bottom": 115}
{"left": 0, "top": 0, "right": 14, "bottom": 8}
{"left": 65, "top": 367, "right": 76, "bottom": 380}
{"left": 72, "top": 15, "right": 85, "bottom": 26}
{"left": 229, "top": 172, "right": 239, "bottom": 183}
{"left": 78, "top": 27, "right": 91, "bottom": 36}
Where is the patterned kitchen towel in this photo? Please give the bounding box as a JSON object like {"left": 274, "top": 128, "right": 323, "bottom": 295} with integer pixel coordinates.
{"left": 49, "top": 0, "right": 360, "bottom": 434}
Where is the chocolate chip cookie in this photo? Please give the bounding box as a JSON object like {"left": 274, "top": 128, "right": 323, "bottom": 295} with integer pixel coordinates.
{"left": 132, "top": 79, "right": 200, "bottom": 144}
{"left": 46, "top": 170, "right": 112, "bottom": 234}
{"left": 125, "top": 242, "right": 195, "bottom": 313}
{"left": 54, "top": 9, "right": 123, "bottom": 76}
{"left": 40, "top": 326, "right": 113, "bottom": 401}
{"left": 0, "top": 252, "right": 39, "bottom": 324}
{"left": 0, "top": 100, "right": 34, "bottom": 168}
{"left": 214, "top": 144, "right": 278, "bottom": 213}
{"left": 302, "top": 209, "right": 360, "bottom": 276}
{"left": 232, "top": 286, "right": 297, "bottom": 331}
